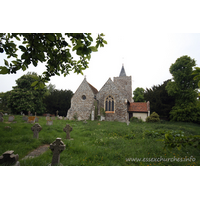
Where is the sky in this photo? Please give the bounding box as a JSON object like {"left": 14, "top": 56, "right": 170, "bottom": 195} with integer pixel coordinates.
{"left": 1, "top": 33, "right": 200, "bottom": 94}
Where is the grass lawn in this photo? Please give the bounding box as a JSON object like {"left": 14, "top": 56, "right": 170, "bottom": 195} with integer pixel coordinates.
{"left": 0, "top": 115, "right": 200, "bottom": 166}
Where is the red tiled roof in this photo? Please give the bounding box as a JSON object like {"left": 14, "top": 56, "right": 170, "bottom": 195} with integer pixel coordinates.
{"left": 128, "top": 102, "right": 148, "bottom": 113}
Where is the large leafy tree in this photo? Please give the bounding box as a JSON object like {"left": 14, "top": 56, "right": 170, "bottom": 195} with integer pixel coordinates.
{"left": 7, "top": 72, "right": 48, "bottom": 115}
{"left": 133, "top": 87, "right": 145, "bottom": 102}
{"left": 43, "top": 89, "right": 73, "bottom": 116}
{"left": 0, "top": 33, "right": 107, "bottom": 88}
{"left": 166, "top": 55, "right": 200, "bottom": 122}
{"left": 144, "top": 80, "right": 175, "bottom": 120}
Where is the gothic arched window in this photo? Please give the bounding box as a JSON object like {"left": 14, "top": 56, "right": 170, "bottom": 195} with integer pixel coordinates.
{"left": 105, "top": 96, "right": 115, "bottom": 112}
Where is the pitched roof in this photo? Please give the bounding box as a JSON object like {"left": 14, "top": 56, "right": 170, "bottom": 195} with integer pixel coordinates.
{"left": 87, "top": 82, "right": 98, "bottom": 94}
{"left": 128, "top": 102, "right": 149, "bottom": 113}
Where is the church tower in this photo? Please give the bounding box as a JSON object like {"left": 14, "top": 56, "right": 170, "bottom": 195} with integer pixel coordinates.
{"left": 113, "top": 64, "right": 133, "bottom": 103}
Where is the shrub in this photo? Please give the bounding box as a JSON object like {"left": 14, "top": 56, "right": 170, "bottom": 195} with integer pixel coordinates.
{"left": 73, "top": 113, "right": 78, "bottom": 120}
{"left": 146, "top": 112, "right": 160, "bottom": 122}
{"left": 130, "top": 117, "right": 143, "bottom": 123}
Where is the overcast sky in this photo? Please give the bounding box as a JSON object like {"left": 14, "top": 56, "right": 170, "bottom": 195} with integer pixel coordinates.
{"left": 1, "top": 33, "right": 200, "bottom": 94}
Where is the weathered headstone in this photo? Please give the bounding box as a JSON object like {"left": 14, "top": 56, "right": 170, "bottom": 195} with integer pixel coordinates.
{"left": 35, "top": 117, "right": 39, "bottom": 122}
{"left": 51, "top": 116, "right": 55, "bottom": 120}
{"left": 4, "top": 113, "right": 8, "bottom": 115}
{"left": 127, "top": 121, "right": 130, "bottom": 126}
{"left": 63, "top": 124, "right": 73, "bottom": 140}
{"left": 0, "top": 112, "right": 4, "bottom": 122}
{"left": 49, "top": 138, "right": 66, "bottom": 166}
{"left": 28, "top": 116, "right": 36, "bottom": 123}
{"left": 46, "top": 113, "right": 50, "bottom": 117}
{"left": 31, "top": 123, "right": 42, "bottom": 139}
{"left": 28, "top": 111, "right": 31, "bottom": 116}
{"left": 8, "top": 115, "right": 15, "bottom": 122}
{"left": 91, "top": 110, "right": 94, "bottom": 121}
{"left": 35, "top": 112, "right": 37, "bottom": 116}
{"left": 0, "top": 150, "right": 20, "bottom": 166}
{"left": 46, "top": 120, "right": 53, "bottom": 125}
{"left": 46, "top": 116, "right": 50, "bottom": 120}
{"left": 100, "top": 116, "right": 105, "bottom": 121}
{"left": 56, "top": 110, "right": 59, "bottom": 116}
{"left": 64, "top": 117, "right": 67, "bottom": 120}
{"left": 22, "top": 116, "right": 28, "bottom": 121}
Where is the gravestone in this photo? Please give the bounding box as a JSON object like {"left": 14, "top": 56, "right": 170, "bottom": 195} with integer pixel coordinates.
{"left": 4, "top": 113, "right": 8, "bottom": 115}
{"left": 31, "top": 123, "right": 42, "bottom": 139}
{"left": 51, "top": 116, "right": 55, "bottom": 120}
{"left": 22, "top": 116, "right": 28, "bottom": 121}
{"left": 28, "top": 116, "right": 36, "bottom": 123}
{"left": 46, "top": 116, "right": 50, "bottom": 120}
{"left": 0, "top": 112, "right": 4, "bottom": 122}
{"left": 0, "top": 150, "right": 20, "bottom": 166}
{"left": 127, "top": 121, "right": 130, "bottom": 126}
{"left": 91, "top": 110, "right": 94, "bottom": 121}
{"left": 63, "top": 124, "right": 73, "bottom": 140}
{"left": 100, "top": 116, "right": 105, "bottom": 121}
{"left": 35, "top": 117, "right": 39, "bottom": 122}
{"left": 46, "top": 120, "right": 53, "bottom": 125}
{"left": 64, "top": 117, "right": 67, "bottom": 120}
{"left": 49, "top": 138, "right": 66, "bottom": 166}
{"left": 83, "top": 120, "right": 87, "bottom": 124}
{"left": 56, "top": 110, "right": 59, "bottom": 116}
{"left": 46, "top": 113, "right": 50, "bottom": 117}
{"left": 28, "top": 111, "right": 31, "bottom": 116}
{"left": 8, "top": 115, "right": 15, "bottom": 122}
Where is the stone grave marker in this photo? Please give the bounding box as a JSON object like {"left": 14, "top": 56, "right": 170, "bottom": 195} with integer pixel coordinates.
{"left": 28, "top": 116, "right": 36, "bottom": 123}
{"left": 63, "top": 124, "right": 73, "bottom": 140}
{"left": 46, "top": 116, "right": 50, "bottom": 120}
{"left": 46, "top": 120, "right": 53, "bottom": 125}
{"left": 49, "top": 138, "right": 66, "bottom": 166}
{"left": 91, "top": 110, "right": 94, "bottom": 121}
{"left": 35, "top": 117, "right": 39, "bottom": 122}
{"left": 46, "top": 113, "right": 50, "bottom": 117}
{"left": 51, "top": 116, "right": 55, "bottom": 120}
{"left": 0, "top": 112, "right": 4, "bottom": 122}
{"left": 0, "top": 150, "right": 20, "bottom": 166}
{"left": 127, "top": 121, "right": 130, "bottom": 126}
{"left": 22, "top": 116, "right": 28, "bottom": 121}
{"left": 31, "top": 123, "right": 42, "bottom": 139}
{"left": 28, "top": 111, "right": 31, "bottom": 116}
{"left": 8, "top": 115, "right": 15, "bottom": 122}
{"left": 56, "top": 110, "right": 59, "bottom": 116}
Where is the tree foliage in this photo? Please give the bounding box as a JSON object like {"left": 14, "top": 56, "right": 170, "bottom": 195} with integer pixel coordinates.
{"left": 7, "top": 72, "right": 48, "bottom": 114}
{"left": 133, "top": 87, "right": 145, "bottom": 102}
{"left": 192, "top": 66, "right": 200, "bottom": 96}
{"left": 144, "top": 80, "right": 175, "bottom": 120}
{"left": 43, "top": 89, "right": 73, "bottom": 116}
{"left": 166, "top": 55, "right": 200, "bottom": 122}
{"left": 0, "top": 33, "right": 107, "bottom": 89}
{"left": 146, "top": 112, "right": 160, "bottom": 122}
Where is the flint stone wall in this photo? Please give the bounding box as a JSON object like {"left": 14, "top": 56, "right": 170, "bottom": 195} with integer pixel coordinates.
{"left": 97, "top": 78, "right": 128, "bottom": 122}
{"left": 67, "top": 78, "right": 96, "bottom": 120}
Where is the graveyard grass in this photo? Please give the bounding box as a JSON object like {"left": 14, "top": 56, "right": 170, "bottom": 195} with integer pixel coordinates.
{"left": 0, "top": 115, "right": 200, "bottom": 166}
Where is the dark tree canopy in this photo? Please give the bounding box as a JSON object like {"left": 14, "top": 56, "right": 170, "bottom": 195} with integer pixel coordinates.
{"left": 0, "top": 33, "right": 107, "bottom": 89}
{"left": 144, "top": 80, "right": 175, "bottom": 120}
{"left": 43, "top": 89, "right": 73, "bottom": 116}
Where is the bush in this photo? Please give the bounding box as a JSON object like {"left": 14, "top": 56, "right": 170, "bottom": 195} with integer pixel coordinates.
{"left": 130, "top": 117, "right": 143, "bottom": 123}
{"left": 146, "top": 112, "right": 160, "bottom": 122}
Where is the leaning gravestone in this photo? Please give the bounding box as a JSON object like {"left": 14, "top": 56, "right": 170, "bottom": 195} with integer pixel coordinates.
{"left": 8, "top": 115, "right": 15, "bottom": 122}
{"left": 49, "top": 138, "right": 66, "bottom": 166}
{"left": 46, "top": 120, "right": 53, "bottom": 125}
{"left": 63, "top": 124, "right": 73, "bottom": 140}
{"left": 0, "top": 150, "right": 20, "bottom": 166}
{"left": 0, "top": 112, "right": 4, "bottom": 122}
{"left": 31, "top": 123, "right": 42, "bottom": 139}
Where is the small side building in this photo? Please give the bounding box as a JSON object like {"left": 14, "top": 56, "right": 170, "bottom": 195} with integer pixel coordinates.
{"left": 128, "top": 101, "right": 150, "bottom": 121}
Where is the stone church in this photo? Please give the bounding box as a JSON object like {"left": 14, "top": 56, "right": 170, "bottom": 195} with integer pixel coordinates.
{"left": 67, "top": 65, "right": 150, "bottom": 122}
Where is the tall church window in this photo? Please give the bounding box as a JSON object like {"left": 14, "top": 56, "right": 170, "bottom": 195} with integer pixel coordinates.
{"left": 105, "top": 96, "right": 115, "bottom": 112}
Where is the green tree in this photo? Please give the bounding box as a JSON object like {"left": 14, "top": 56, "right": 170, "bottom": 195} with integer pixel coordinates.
{"left": 43, "top": 89, "right": 73, "bottom": 116}
{"left": 166, "top": 55, "right": 200, "bottom": 122}
{"left": 7, "top": 72, "right": 48, "bottom": 115}
{"left": 192, "top": 66, "right": 200, "bottom": 96}
{"left": 144, "top": 80, "right": 175, "bottom": 120}
{"left": 133, "top": 87, "right": 145, "bottom": 102}
{"left": 0, "top": 91, "right": 11, "bottom": 113}
{"left": 0, "top": 33, "right": 107, "bottom": 88}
